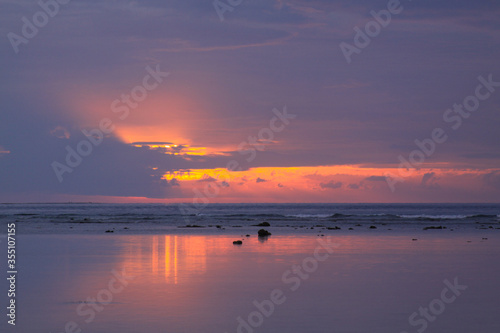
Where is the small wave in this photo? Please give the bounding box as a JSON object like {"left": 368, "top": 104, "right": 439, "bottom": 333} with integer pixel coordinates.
{"left": 209, "top": 213, "right": 286, "bottom": 218}
{"left": 287, "top": 213, "right": 399, "bottom": 219}
{"left": 330, "top": 213, "right": 352, "bottom": 218}
{"left": 286, "top": 214, "right": 332, "bottom": 218}
{"left": 398, "top": 214, "right": 467, "bottom": 220}
{"left": 466, "top": 214, "right": 497, "bottom": 219}
{"left": 397, "top": 214, "right": 498, "bottom": 220}
{"left": 363, "top": 213, "right": 400, "bottom": 218}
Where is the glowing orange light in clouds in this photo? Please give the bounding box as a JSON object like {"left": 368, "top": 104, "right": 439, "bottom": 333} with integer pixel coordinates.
{"left": 50, "top": 164, "right": 497, "bottom": 203}
{"left": 164, "top": 165, "right": 393, "bottom": 183}
{"left": 61, "top": 80, "right": 222, "bottom": 145}
{"left": 159, "top": 165, "right": 497, "bottom": 203}
{"left": 54, "top": 84, "right": 498, "bottom": 203}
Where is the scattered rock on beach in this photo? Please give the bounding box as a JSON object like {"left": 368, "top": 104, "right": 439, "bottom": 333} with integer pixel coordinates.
{"left": 258, "top": 229, "right": 272, "bottom": 237}
{"left": 233, "top": 240, "right": 243, "bottom": 245}
{"left": 105, "top": 230, "right": 114, "bottom": 233}
{"left": 327, "top": 226, "right": 341, "bottom": 230}
{"left": 254, "top": 222, "right": 271, "bottom": 227}
{"left": 423, "top": 226, "right": 444, "bottom": 230}
{"left": 369, "top": 225, "right": 377, "bottom": 229}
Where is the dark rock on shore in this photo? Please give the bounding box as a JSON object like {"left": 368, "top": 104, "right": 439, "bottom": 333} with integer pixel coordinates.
{"left": 369, "top": 225, "right": 377, "bottom": 229}
{"left": 423, "top": 226, "right": 445, "bottom": 230}
{"left": 258, "top": 229, "right": 272, "bottom": 237}
{"left": 327, "top": 226, "right": 341, "bottom": 230}
{"left": 233, "top": 240, "right": 243, "bottom": 245}
{"left": 253, "top": 222, "right": 271, "bottom": 227}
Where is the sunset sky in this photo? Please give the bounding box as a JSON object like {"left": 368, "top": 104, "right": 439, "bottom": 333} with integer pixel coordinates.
{"left": 1, "top": 0, "right": 499, "bottom": 203}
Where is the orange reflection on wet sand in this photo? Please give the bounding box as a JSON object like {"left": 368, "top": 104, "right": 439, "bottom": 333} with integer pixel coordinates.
{"left": 110, "top": 233, "right": 489, "bottom": 291}
{"left": 120, "top": 235, "right": 211, "bottom": 284}
{"left": 16, "top": 233, "right": 500, "bottom": 333}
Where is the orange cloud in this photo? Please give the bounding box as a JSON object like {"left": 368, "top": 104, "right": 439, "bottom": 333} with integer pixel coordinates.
{"left": 156, "top": 165, "right": 500, "bottom": 203}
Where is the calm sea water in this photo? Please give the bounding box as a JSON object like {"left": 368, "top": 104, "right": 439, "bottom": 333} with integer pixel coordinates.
{"left": 2, "top": 233, "right": 500, "bottom": 333}
{"left": 1, "top": 203, "right": 499, "bottom": 232}
{"left": 1, "top": 205, "right": 500, "bottom": 332}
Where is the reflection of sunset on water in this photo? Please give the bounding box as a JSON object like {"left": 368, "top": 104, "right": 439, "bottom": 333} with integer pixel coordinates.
{"left": 14, "top": 233, "right": 500, "bottom": 333}
{"left": 113, "top": 234, "right": 342, "bottom": 286}
{"left": 114, "top": 234, "right": 474, "bottom": 286}
{"left": 117, "top": 235, "right": 314, "bottom": 283}
{"left": 120, "top": 235, "right": 209, "bottom": 284}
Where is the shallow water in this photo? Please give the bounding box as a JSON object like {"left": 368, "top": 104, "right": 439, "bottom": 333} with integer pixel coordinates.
{"left": 1, "top": 203, "right": 500, "bottom": 235}
{"left": 1, "top": 233, "right": 500, "bottom": 332}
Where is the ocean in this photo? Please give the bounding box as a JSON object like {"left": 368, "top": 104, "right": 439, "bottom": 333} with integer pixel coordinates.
{"left": 1, "top": 203, "right": 499, "bottom": 234}
{"left": 1, "top": 203, "right": 500, "bottom": 332}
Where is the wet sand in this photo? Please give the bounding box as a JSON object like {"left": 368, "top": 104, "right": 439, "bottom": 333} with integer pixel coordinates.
{"left": 1, "top": 231, "right": 499, "bottom": 333}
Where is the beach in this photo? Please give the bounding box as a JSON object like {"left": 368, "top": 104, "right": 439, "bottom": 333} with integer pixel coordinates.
{"left": 1, "top": 224, "right": 500, "bottom": 332}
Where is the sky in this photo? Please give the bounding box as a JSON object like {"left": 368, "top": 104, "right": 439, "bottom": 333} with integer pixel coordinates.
{"left": 0, "top": 0, "right": 499, "bottom": 203}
